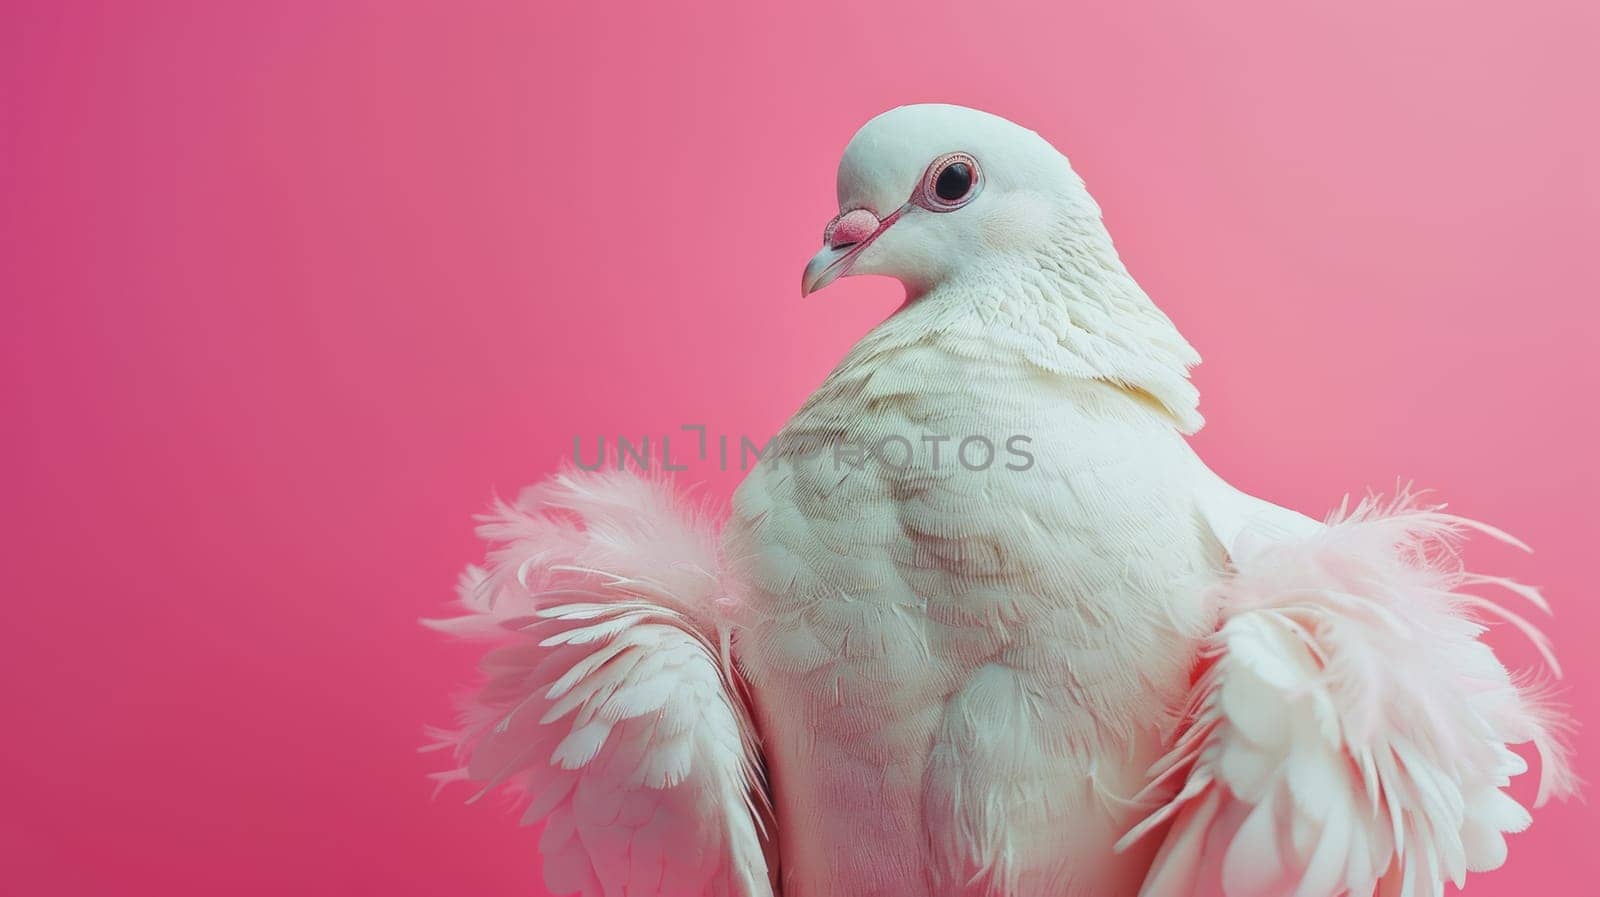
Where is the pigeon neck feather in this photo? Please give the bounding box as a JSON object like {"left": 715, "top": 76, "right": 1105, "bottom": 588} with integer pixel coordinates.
{"left": 850, "top": 215, "right": 1204, "bottom": 433}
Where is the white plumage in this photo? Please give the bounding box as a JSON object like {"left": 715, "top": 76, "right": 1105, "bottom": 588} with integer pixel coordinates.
{"left": 429, "top": 104, "right": 1572, "bottom": 897}
{"left": 426, "top": 476, "right": 772, "bottom": 897}
{"left": 1120, "top": 497, "right": 1574, "bottom": 897}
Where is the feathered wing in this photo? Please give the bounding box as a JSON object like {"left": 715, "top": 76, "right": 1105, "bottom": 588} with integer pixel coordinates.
{"left": 1121, "top": 489, "right": 1576, "bottom": 897}
{"left": 427, "top": 471, "right": 774, "bottom": 897}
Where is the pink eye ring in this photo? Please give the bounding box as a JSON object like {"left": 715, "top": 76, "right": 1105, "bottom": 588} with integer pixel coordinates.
{"left": 914, "top": 152, "right": 982, "bottom": 211}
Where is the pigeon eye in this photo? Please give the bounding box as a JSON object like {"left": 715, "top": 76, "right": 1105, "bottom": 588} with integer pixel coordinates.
{"left": 917, "top": 152, "right": 981, "bottom": 211}
{"left": 936, "top": 163, "right": 972, "bottom": 200}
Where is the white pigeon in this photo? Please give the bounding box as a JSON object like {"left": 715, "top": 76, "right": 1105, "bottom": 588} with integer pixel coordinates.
{"left": 428, "top": 104, "right": 1574, "bottom": 897}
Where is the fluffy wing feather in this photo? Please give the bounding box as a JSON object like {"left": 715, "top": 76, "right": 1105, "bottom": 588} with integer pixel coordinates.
{"left": 427, "top": 471, "right": 773, "bottom": 897}
{"left": 1121, "top": 492, "right": 1575, "bottom": 897}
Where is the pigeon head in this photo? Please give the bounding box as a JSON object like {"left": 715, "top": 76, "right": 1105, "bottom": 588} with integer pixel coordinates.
{"left": 800, "top": 103, "right": 1204, "bottom": 433}
{"left": 801, "top": 104, "right": 1099, "bottom": 296}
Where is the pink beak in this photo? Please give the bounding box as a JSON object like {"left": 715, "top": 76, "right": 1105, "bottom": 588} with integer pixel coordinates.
{"left": 801, "top": 207, "right": 900, "bottom": 296}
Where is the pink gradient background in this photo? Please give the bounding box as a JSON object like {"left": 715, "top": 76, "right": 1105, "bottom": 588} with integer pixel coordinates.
{"left": 3, "top": 1, "right": 1596, "bottom": 894}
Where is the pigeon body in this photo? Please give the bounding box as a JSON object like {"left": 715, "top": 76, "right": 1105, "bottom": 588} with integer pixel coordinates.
{"left": 432, "top": 105, "right": 1572, "bottom": 897}
{"left": 727, "top": 335, "right": 1217, "bottom": 896}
